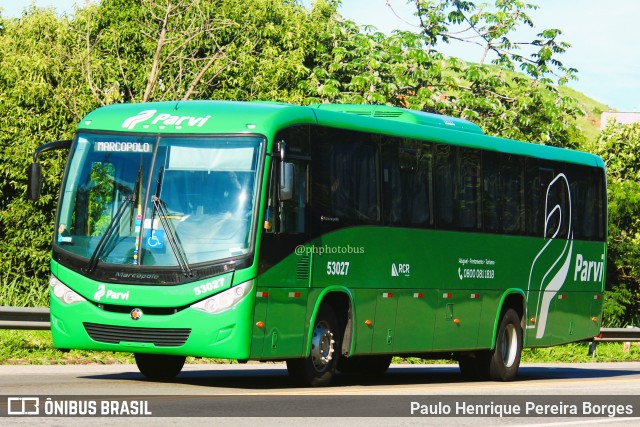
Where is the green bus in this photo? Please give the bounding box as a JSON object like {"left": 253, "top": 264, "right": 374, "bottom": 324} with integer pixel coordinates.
{"left": 28, "top": 101, "right": 606, "bottom": 386}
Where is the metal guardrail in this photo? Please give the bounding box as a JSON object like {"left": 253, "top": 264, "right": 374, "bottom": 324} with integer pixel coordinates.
{"left": 0, "top": 306, "right": 50, "bottom": 330}
{"left": 594, "top": 327, "right": 640, "bottom": 342}
{"left": 2, "top": 307, "right": 640, "bottom": 341}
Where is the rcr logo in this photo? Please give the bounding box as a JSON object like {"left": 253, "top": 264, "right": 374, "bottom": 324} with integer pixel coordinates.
{"left": 391, "top": 263, "right": 410, "bottom": 277}
{"left": 94, "top": 284, "right": 130, "bottom": 301}
{"left": 121, "top": 109, "right": 212, "bottom": 130}
{"left": 574, "top": 253, "right": 605, "bottom": 282}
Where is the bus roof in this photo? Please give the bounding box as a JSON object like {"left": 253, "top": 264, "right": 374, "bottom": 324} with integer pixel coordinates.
{"left": 77, "top": 100, "right": 604, "bottom": 169}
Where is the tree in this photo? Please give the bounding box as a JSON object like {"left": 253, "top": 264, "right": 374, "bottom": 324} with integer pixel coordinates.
{"left": 75, "top": 0, "right": 339, "bottom": 104}
{"left": 594, "top": 123, "right": 640, "bottom": 326}
{"left": 0, "top": 8, "right": 86, "bottom": 305}
{"left": 301, "top": 0, "right": 584, "bottom": 147}
{"left": 409, "top": 0, "right": 582, "bottom": 147}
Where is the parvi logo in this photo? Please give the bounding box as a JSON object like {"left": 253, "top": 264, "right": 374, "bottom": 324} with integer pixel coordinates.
{"left": 122, "top": 109, "right": 212, "bottom": 130}
{"left": 574, "top": 253, "right": 605, "bottom": 282}
{"left": 94, "top": 284, "right": 130, "bottom": 301}
{"left": 94, "top": 284, "right": 106, "bottom": 301}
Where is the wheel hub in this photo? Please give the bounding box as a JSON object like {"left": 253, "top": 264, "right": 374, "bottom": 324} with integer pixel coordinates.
{"left": 310, "top": 320, "right": 335, "bottom": 372}
{"left": 501, "top": 323, "right": 518, "bottom": 367}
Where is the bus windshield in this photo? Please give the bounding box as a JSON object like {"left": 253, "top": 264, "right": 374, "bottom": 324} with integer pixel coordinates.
{"left": 55, "top": 133, "right": 263, "bottom": 268}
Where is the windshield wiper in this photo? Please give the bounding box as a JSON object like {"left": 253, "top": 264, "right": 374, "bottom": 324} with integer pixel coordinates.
{"left": 85, "top": 195, "right": 134, "bottom": 273}
{"left": 151, "top": 195, "right": 193, "bottom": 277}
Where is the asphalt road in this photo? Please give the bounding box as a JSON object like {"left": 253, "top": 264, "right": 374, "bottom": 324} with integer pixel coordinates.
{"left": 1, "top": 362, "right": 640, "bottom": 426}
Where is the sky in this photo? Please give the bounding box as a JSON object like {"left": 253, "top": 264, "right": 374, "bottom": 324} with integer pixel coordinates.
{"left": 2, "top": 0, "right": 638, "bottom": 112}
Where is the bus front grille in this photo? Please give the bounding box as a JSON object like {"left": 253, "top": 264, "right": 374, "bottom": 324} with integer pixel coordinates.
{"left": 83, "top": 322, "right": 191, "bottom": 347}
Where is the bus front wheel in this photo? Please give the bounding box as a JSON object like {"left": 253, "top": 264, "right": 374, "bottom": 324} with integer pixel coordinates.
{"left": 286, "top": 305, "right": 341, "bottom": 387}
{"left": 488, "top": 308, "right": 522, "bottom": 381}
{"left": 134, "top": 353, "right": 186, "bottom": 380}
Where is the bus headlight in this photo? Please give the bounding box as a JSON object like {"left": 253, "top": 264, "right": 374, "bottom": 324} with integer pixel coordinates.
{"left": 50, "top": 275, "right": 86, "bottom": 305}
{"left": 191, "top": 280, "right": 253, "bottom": 315}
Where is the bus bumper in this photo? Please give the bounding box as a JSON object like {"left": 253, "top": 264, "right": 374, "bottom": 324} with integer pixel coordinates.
{"left": 49, "top": 287, "right": 254, "bottom": 360}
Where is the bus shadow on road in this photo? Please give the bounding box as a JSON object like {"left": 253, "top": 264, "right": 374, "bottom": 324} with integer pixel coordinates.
{"left": 79, "top": 363, "right": 640, "bottom": 390}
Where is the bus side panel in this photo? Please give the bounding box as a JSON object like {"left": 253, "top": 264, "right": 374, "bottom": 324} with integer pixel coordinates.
{"left": 431, "top": 290, "right": 482, "bottom": 351}
{"left": 392, "top": 289, "right": 436, "bottom": 353}
{"left": 250, "top": 289, "right": 269, "bottom": 358}
{"left": 543, "top": 291, "right": 601, "bottom": 345}
{"left": 249, "top": 287, "right": 308, "bottom": 358}
{"left": 351, "top": 288, "right": 377, "bottom": 354}
{"left": 476, "top": 290, "right": 503, "bottom": 348}
{"left": 371, "top": 290, "right": 398, "bottom": 353}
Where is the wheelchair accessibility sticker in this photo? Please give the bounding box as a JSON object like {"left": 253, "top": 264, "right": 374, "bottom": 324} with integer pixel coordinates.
{"left": 144, "top": 229, "right": 165, "bottom": 250}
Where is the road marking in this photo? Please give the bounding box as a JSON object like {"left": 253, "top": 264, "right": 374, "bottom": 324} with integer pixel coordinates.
{"left": 208, "top": 375, "right": 640, "bottom": 396}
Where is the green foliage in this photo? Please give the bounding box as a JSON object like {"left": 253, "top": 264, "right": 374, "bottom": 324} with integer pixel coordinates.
{"left": 301, "top": 1, "right": 584, "bottom": 147}
{"left": 594, "top": 123, "right": 640, "bottom": 327}
{"left": 522, "top": 342, "right": 640, "bottom": 363}
{"left": 557, "top": 85, "right": 611, "bottom": 147}
{"left": 87, "top": 163, "right": 116, "bottom": 236}
{"left": 74, "top": 0, "right": 337, "bottom": 104}
{"left": 0, "top": 330, "right": 234, "bottom": 365}
{"left": 0, "top": 9, "right": 86, "bottom": 306}
{"left": 597, "top": 123, "right": 640, "bottom": 182}
{"left": 0, "top": 330, "right": 133, "bottom": 364}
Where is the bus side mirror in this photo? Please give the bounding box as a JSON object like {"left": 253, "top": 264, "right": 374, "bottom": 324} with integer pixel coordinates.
{"left": 27, "top": 162, "right": 43, "bottom": 201}
{"left": 279, "top": 162, "right": 294, "bottom": 201}
{"left": 26, "top": 139, "right": 72, "bottom": 202}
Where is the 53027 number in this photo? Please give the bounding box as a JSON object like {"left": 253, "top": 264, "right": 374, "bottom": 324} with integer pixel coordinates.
{"left": 194, "top": 277, "right": 225, "bottom": 296}
{"left": 326, "top": 261, "right": 350, "bottom": 276}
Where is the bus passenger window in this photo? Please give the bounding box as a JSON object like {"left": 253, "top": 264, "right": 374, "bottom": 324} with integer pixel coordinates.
{"left": 458, "top": 147, "right": 481, "bottom": 230}
{"left": 382, "top": 137, "right": 433, "bottom": 228}
{"left": 435, "top": 145, "right": 481, "bottom": 231}
{"left": 435, "top": 144, "right": 455, "bottom": 228}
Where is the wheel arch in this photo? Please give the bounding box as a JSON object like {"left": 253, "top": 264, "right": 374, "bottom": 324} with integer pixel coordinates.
{"left": 303, "top": 287, "right": 353, "bottom": 357}
{"left": 491, "top": 289, "right": 526, "bottom": 349}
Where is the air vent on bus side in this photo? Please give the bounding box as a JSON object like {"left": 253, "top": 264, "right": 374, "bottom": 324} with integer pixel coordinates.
{"left": 344, "top": 110, "right": 404, "bottom": 118}
{"left": 296, "top": 255, "right": 310, "bottom": 281}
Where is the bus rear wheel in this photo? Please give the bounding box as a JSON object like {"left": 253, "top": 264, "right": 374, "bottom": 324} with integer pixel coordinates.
{"left": 488, "top": 308, "right": 522, "bottom": 381}
{"left": 287, "top": 305, "right": 341, "bottom": 387}
{"left": 134, "top": 353, "right": 186, "bottom": 380}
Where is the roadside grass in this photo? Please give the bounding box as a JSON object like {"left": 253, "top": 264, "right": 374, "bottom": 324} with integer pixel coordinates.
{"left": 0, "top": 330, "right": 233, "bottom": 365}
{"left": 522, "top": 342, "right": 640, "bottom": 363}
{"left": 0, "top": 277, "right": 49, "bottom": 308}
{"left": 2, "top": 330, "right": 639, "bottom": 365}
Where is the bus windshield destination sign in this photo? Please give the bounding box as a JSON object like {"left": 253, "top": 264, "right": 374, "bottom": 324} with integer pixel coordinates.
{"left": 94, "top": 141, "right": 153, "bottom": 153}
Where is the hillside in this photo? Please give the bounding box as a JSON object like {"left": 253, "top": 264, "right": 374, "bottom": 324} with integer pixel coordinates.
{"left": 558, "top": 85, "right": 612, "bottom": 149}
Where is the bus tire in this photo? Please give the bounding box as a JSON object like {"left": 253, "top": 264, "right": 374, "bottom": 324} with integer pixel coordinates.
{"left": 286, "top": 305, "right": 341, "bottom": 387}
{"left": 134, "top": 353, "right": 186, "bottom": 380}
{"left": 337, "top": 355, "right": 392, "bottom": 375}
{"left": 488, "top": 308, "right": 522, "bottom": 381}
